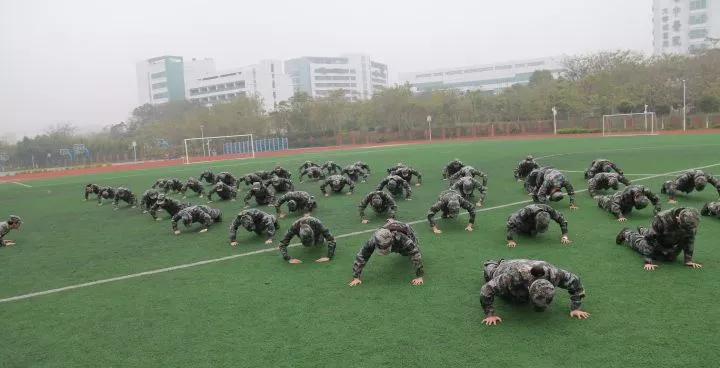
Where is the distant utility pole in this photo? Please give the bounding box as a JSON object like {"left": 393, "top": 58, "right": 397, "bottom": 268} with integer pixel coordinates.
{"left": 426, "top": 115, "right": 433, "bottom": 142}
{"left": 132, "top": 141, "right": 137, "bottom": 162}
{"left": 644, "top": 104, "right": 648, "bottom": 130}
{"left": 551, "top": 106, "right": 558, "bottom": 134}
{"left": 200, "top": 124, "right": 206, "bottom": 156}
{"left": 682, "top": 80, "right": 687, "bottom": 131}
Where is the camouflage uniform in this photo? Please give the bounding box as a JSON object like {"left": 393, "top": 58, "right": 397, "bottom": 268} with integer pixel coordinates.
{"left": 616, "top": 207, "right": 700, "bottom": 265}
{"left": 359, "top": 191, "right": 398, "bottom": 220}
{"left": 180, "top": 177, "right": 205, "bottom": 197}
{"left": 389, "top": 166, "right": 422, "bottom": 185}
{"left": 450, "top": 176, "right": 487, "bottom": 205}
{"left": 140, "top": 189, "right": 160, "bottom": 211}
{"left": 321, "top": 175, "right": 355, "bottom": 195}
{"left": 208, "top": 182, "right": 238, "bottom": 201}
{"left": 661, "top": 170, "right": 720, "bottom": 200}
{"left": 98, "top": 186, "right": 116, "bottom": 205}
{"left": 277, "top": 217, "right": 336, "bottom": 261}
{"left": 524, "top": 167, "right": 552, "bottom": 194}
{"left": 701, "top": 201, "right": 720, "bottom": 218}
{"left": 596, "top": 185, "right": 661, "bottom": 219}
{"left": 321, "top": 161, "right": 343, "bottom": 175}
{"left": 199, "top": 170, "right": 215, "bottom": 184}
{"left": 353, "top": 161, "right": 371, "bottom": 175}
{"left": 513, "top": 156, "right": 539, "bottom": 181}
{"left": 0, "top": 216, "right": 22, "bottom": 247}
{"left": 376, "top": 175, "right": 411, "bottom": 199}
{"left": 113, "top": 187, "right": 137, "bottom": 208}
{"left": 299, "top": 166, "right": 325, "bottom": 181}
{"left": 244, "top": 183, "right": 276, "bottom": 206}
{"left": 149, "top": 195, "right": 189, "bottom": 219}
{"left": 442, "top": 159, "right": 465, "bottom": 179}
{"left": 84, "top": 184, "right": 101, "bottom": 200}
{"left": 533, "top": 169, "right": 576, "bottom": 205}
{"left": 298, "top": 161, "right": 320, "bottom": 175}
{"left": 216, "top": 172, "right": 240, "bottom": 188}
{"left": 449, "top": 166, "right": 488, "bottom": 186}
{"left": 161, "top": 178, "right": 183, "bottom": 193}
{"left": 386, "top": 163, "right": 407, "bottom": 174}
{"left": 506, "top": 204, "right": 568, "bottom": 241}
{"left": 229, "top": 209, "right": 279, "bottom": 242}
{"left": 151, "top": 178, "right": 168, "bottom": 190}
{"left": 584, "top": 159, "right": 623, "bottom": 179}
{"left": 275, "top": 191, "right": 317, "bottom": 215}
{"left": 352, "top": 220, "right": 423, "bottom": 279}
{"left": 587, "top": 172, "right": 631, "bottom": 197}
{"left": 427, "top": 190, "right": 476, "bottom": 227}
{"left": 342, "top": 164, "right": 368, "bottom": 183}
{"left": 480, "top": 259, "right": 586, "bottom": 317}
{"left": 171, "top": 205, "right": 222, "bottom": 232}
{"left": 271, "top": 166, "right": 292, "bottom": 179}
{"left": 265, "top": 177, "right": 294, "bottom": 194}
{"left": 239, "top": 173, "right": 264, "bottom": 187}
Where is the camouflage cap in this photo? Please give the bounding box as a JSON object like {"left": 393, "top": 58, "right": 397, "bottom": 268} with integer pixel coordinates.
{"left": 679, "top": 208, "right": 700, "bottom": 229}
{"left": 299, "top": 224, "right": 314, "bottom": 245}
{"left": 371, "top": 195, "right": 383, "bottom": 208}
{"left": 535, "top": 212, "right": 551, "bottom": 232}
{"left": 287, "top": 200, "right": 298, "bottom": 211}
{"left": 549, "top": 191, "right": 565, "bottom": 202}
{"left": 529, "top": 279, "right": 555, "bottom": 310}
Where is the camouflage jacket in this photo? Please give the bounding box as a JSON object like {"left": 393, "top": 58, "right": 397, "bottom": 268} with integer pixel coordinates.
{"left": 603, "top": 185, "right": 661, "bottom": 217}
{"left": 275, "top": 191, "right": 317, "bottom": 213}
{"left": 535, "top": 169, "right": 576, "bottom": 205}
{"left": 427, "top": 190, "right": 476, "bottom": 227}
{"left": 140, "top": 189, "right": 160, "bottom": 210}
{"left": 171, "top": 205, "right": 219, "bottom": 231}
{"left": 265, "top": 177, "right": 295, "bottom": 193}
{"left": 584, "top": 159, "right": 623, "bottom": 179}
{"left": 216, "top": 172, "right": 239, "bottom": 187}
{"left": 506, "top": 204, "right": 568, "bottom": 241}
{"left": 514, "top": 159, "right": 539, "bottom": 180}
{"left": 389, "top": 167, "right": 422, "bottom": 184}
{"left": 667, "top": 170, "right": 720, "bottom": 195}
{"left": 271, "top": 167, "right": 292, "bottom": 179}
{"left": 299, "top": 166, "right": 325, "bottom": 181}
{"left": 150, "top": 197, "right": 188, "bottom": 219}
{"left": 587, "top": 172, "right": 631, "bottom": 196}
{"left": 113, "top": 187, "right": 136, "bottom": 206}
{"left": 376, "top": 175, "right": 411, "bottom": 198}
{"left": 358, "top": 191, "right": 397, "bottom": 219}
{"left": 701, "top": 201, "right": 720, "bottom": 217}
{"left": 84, "top": 184, "right": 101, "bottom": 200}
{"left": 643, "top": 208, "right": 698, "bottom": 264}
{"left": 450, "top": 177, "right": 487, "bottom": 203}
{"left": 229, "top": 209, "right": 278, "bottom": 241}
{"left": 449, "top": 166, "right": 488, "bottom": 186}
{"left": 321, "top": 161, "right": 342, "bottom": 175}
{"left": 208, "top": 182, "right": 238, "bottom": 201}
{"left": 321, "top": 175, "right": 355, "bottom": 194}
{"left": 442, "top": 160, "right": 465, "bottom": 179}
{"left": 352, "top": 221, "right": 423, "bottom": 278}
{"left": 199, "top": 171, "right": 215, "bottom": 184}
{"left": 278, "top": 217, "right": 336, "bottom": 261}
{"left": 244, "top": 184, "right": 275, "bottom": 205}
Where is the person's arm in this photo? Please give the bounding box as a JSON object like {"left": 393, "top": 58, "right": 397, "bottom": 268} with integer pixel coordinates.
{"left": 266, "top": 186, "right": 276, "bottom": 204}
{"left": 682, "top": 233, "right": 696, "bottom": 264}
{"left": 427, "top": 202, "right": 442, "bottom": 228}
{"left": 479, "top": 172, "right": 488, "bottom": 187}
{"left": 401, "top": 235, "right": 424, "bottom": 277}
{"left": 413, "top": 169, "right": 422, "bottom": 184}
{"left": 84, "top": 189, "right": 90, "bottom": 200}
{"left": 645, "top": 188, "right": 662, "bottom": 214}
{"left": 149, "top": 203, "right": 160, "bottom": 219}
{"left": 299, "top": 170, "right": 307, "bottom": 181}
{"left": 536, "top": 182, "right": 550, "bottom": 203}
{"left": 320, "top": 225, "right": 337, "bottom": 259}
{"left": 442, "top": 165, "right": 449, "bottom": 179}
{"left": 262, "top": 216, "right": 277, "bottom": 239}
{"left": 171, "top": 215, "right": 180, "bottom": 231}
{"left": 557, "top": 270, "right": 586, "bottom": 311}
{"left": 387, "top": 196, "right": 398, "bottom": 219}
{"left": 402, "top": 181, "right": 411, "bottom": 199}
{"left": 619, "top": 175, "right": 631, "bottom": 186}
{"left": 610, "top": 162, "right": 623, "bottom": 175}
{"left": 587, "top": 178, "right": 598, "bottom": 197}
{"left": 358, "top": 195, "right": 370, "bottom": 220}
{"left": 461, "top": 198, "right": 476, "bottom": 225}
{"left": 564, "top": 181, "right": 576, "bottom": 206}
{"left": 275, "top": 195, "right": 287, "bottom": 214}
{"left": 548, "top": 208, "right": 569, "bottom": 236}
{"left": 375, "top": 179, "right": 388, "bottom": 191}
{"left": 278, "top": 229, "right": 295, "bottom": 261}
{"left": 320, "top": 180, "right": 329, "bottom": 195}
{"left": 708, "top": 176, "right": 720, "bottom": 196}
{"left": 609, "top": 198, "right": 623, "bottom": 219}
{"left": 513, "top": 164, "right": 521, "bottom": 180}
{"left": 113, "top": 192, "right": 121, "bottom": 207}
{"left": 351, "top": 241, "right": 376, "bottom": 279}
{"left": 346, "top": 178, "right": 355, "bottom": 194}
{"left": 506, "top": 219, "right": 519, "bottom": 242}
{"left": 480, "top": 278, "right": 502, "bottom": 317}
{"left": 287, "top": 180, "right": 295, "bottom": 191}
{"left": 474, "top": 178, "right": 487, "bottom": 204}
{"left": 243, "top": 190, "right": 253, "bottom": 205}
{"left": 229, "top": 217, "right": 241, "bottom": 242}
{"left": 207, "top": 187, "right": 216, "bottom": 201}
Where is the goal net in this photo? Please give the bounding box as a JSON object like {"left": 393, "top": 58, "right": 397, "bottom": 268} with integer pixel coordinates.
{"left": 183, "top": 134, "right": 255, "bottom": 164}
{"left": 602, "top": 113, "right": 657, "bottom": 136}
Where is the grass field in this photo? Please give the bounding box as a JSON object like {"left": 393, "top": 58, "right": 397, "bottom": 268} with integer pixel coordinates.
{"left": 2, "top": 134, "right": 720, "bottom": 368}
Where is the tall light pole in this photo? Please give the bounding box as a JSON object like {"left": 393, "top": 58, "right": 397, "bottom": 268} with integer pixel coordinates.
{"left": 426, "top": 115, "right": 432, "bottom": 142}
{"left": 644, "top": 104, "right": 648, "bottom": 131}
{"left": 682, "top": 79, "right": 687, "bottom": 131}
{"left": 551, "top": 106, "right": 558, "bottom": 135}
{"left": 200, "top": 124, "right": 207, "bottom": 156}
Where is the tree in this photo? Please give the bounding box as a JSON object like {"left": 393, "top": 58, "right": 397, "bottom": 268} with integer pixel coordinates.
{"left": 697, "top": 95, "right": 720, "bottom": 128}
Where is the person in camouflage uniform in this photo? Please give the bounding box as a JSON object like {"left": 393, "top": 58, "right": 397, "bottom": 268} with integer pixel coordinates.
{"left": 180, "top": 177, "right": 205, "bottom": 198}
{"left": 389, "top": 166, "right": 423, "bottom": 186}
{"left": 216, "top": 172, "right": 240, "bottom": 189}
{"left": 243, "top": 182, "right": 275, "bottom": 206}
{"left": 229, "top": 209, "right": 279, "bottom": 246}
{"left": 587, "top": 172, "right": 631, "bottom": 197}
{"left": 583, "top": 159, "right": 624, "bottom": 180}
{"left": 160, "top": 178, "right": 183, "bottom": 194}
{"left": 661, "top": 169, "right": 720, "bottom": 203}
{"left": 376, "top": 175, "right": 412, "bottom": 199}
{"left": 358, "top": 190, "right": 397, "bottom": 223}
{"left": 353, "top": 161, "right": 371, "bottom": 176}
{"left": 532, "top": 168, "right": 577, "bottom": 209}
{"left": 271, "top": 165, "right": 292, "bottom": 179}
{"left": 275, "top": 191, "right": 317, "bottom": 218}
{"left": 97, "top": 186, "right": 116, "bottom": 206}
{"left": 84, "top": 183, "right": 102, "bottom": 201}
{"left": 596, "top": 185, "right": 661, "bottom": 222}
{"left": 615, "top": 207, "right": 703, "bottom": 271}
{"left": 514, "top": 155, "right": 539, "bottom": 181}
{"left": 299, "top": 166, "right": 325, "bottom": 182}
{"left": 505, "top": 204, "right": 571, "bottom": 247}
{"left": 524, "top": 166, "right": 552, "bottom": 194}
{"left": 480, "top": 259, "right": 589, "bottom": 326}
{"left": 386, "top": 162, "right": 407, "bottom": 174}
{"left": 149, "top": 193, "right": 188, "bottom": 220}
{"left": 448, "top": 165, "right": 488, "bottom": 187}
{"left": 0, "top": 215, "right": 22, "bottom": 247}
{"left": 349, "top": 220, "right": 424, "bottom": 287}
{"left": 342, "top": 164, "right": 368, "bottom": 183}
{"left": 701, "top": 201, "right": 720, "bottom": 218}
{"left": 450, "top": 176, "right": 487, "bottom": 207}
{"left": 321, "top": 161, "right": 343, "bottom": 175}
{"left": 442, "top": 159, "right": 465, "bottom": 180}
{"left": 207, "top": 182, "right": 238, "bottom": 202}
{"left": 264, "top": 176, "right": 294, "bottom": 194}
{"left": 427, "top": 190, "right": 475, "bottom": 234}
{"left": 151, "top": 178, "right": 168, "bottom": 190}
{"left": 140, "top": 189, "right": 160, "bottom": 213}
{"left": 277, "top": 216, "right": 336, "bottom": 264}
{"left": 321, "top": 175, "right": 355, "bottom": 196}
{"left": 238, "top": 172, "right": 264, "bottom": 188}
{"left": 112, "top": 187, "right": 137, "bottom": 210}
{"left": 298, "top": 161, "right": 320, "bottom": 175}
{"left": 199, "top": 170, "right": 215, "bottom": 184}
{"left": 171, "top": 205, "right": 222, "bottom": 235}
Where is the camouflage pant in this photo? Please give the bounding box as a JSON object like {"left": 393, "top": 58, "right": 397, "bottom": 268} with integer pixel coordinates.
{"left": 209, "top": 208, "right": 223, "bottom": 223}
{"left": 622, "top": 228, "right": 678, "bottom": 262}
{"left": 597, "top": 195, "right": 612, "bottom": 211}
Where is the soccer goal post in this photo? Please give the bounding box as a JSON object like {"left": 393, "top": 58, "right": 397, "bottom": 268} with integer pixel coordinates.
{"left": 602, "top": 112, "right": 657, "bottom": 137}
{"left": 183, "top": 134, "right": 255, "bottom": 165}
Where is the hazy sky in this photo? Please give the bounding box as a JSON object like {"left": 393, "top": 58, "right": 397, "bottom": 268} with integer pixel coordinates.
{"left": 0, "top": 0, "right": 653, "bottom": 139}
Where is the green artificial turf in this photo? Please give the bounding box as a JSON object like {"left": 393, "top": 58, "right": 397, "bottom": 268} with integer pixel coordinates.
{"left": 1, "top": 135, "right": 720, "bottom": 367}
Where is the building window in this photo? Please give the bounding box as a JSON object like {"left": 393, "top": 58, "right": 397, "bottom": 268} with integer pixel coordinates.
{"left": 689, "top": 13, "right": 707, "bottom": 24}
{"left": 663, "top": 32, "right": 669, "bottom": 39}
{"left": 150, "top": 71, "right": 166, "bottom": 79}
{"left": 689, "top": 28, "right": 708, "bottom": 39}
{"left": 673, "top": 20, "right": 681, "bottom": 31}
{"left": 689, "top": 0, "right": 707, "bottom": 10}
{"left": 673, "top": 6, "right": 681, "bottom": 16}
{"left": 672, "top": 36, "right": 681, "bottom": 46}
{"left": 663, "top": 40, "right": 669, "bottom": 47}
{"left": 152, "top": 82, "right": 167, "bottom": 90}
{"left": 270, "top": 64, "right": 274, "bottom": 73}
{"left": 662, "top": 15, "right": 669, "bottom": 22}
{"left": 152, "top": 92, "right": 168, "bottom": 99}
{"left": 662, "top": 24, "right": 669, "bottom": 31}
{"left": 495, "top": 65, "right": 513, "bottom": 70}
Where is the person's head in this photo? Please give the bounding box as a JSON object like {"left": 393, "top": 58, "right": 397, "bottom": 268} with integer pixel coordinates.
{"left": 371, "top": 194, "right": 383, "bottom": 209}
{"left": 101, "top": 190, "right": 112, "bottom": 199}
{"left": 529, "top": 279, "right": 555, "bottom": 312}
{"left": 608, "top": 176, "right": 619, "bottom": 190}
{"left": 526, "top": 155, "right": 534, "bottom": 161}
{"left": 447, "top": 198, "right": 461, "bottom": 218}
{"left": 275, "top": 165, "right": 282, "bottom": 171}
{"left": 272, "top": 176, "right": 281, "bottom": 185}
{"left": 156, "top": 194, "right": 167, "bottom": 205}
{"left": 299, "top": 224, "right": 314, "bottom": 246}
{"left": 678, "top": 208, "right": 700, "bottom": 231}
{"left": 287, "top": 200, "right": 298, "bottom": 212}
{"left": 549, "top": 189, "right": 564, "bottom": 202}
{"left": 149, "top": 191, "right": 159, "bottom": 200}
{"left": 535, "top": 211, "right": 551, "bottom": 233}
{"left": 85, "top": 184, "right": 94, "bottom": 193}
{"left": 8, "top": 215, "right": 22, "bottom": 229}
{"left": 251, "top": 182, "right": 261, "bottom": 190}
{"left": 216, "top": 183, "right": 224, "bottom": 192}
{"left": 239, "top": 214, "right": 254, "bottom": 229}
{"left": 332, "top": 178, "right": 341, "bottom": 187}
{"left": 373, "top": 228, "right": 394, "bottom": 255}
{"left": 387, "top": 179, "right": 398, "bottom": 191}
{"left": 462, "top": 179, "right": 474, "bottom": 194}
{"left": 634, "top": 194, "right": 650, "bottom": 209}
{"left": 695, "top": 175, "right": 708, "bottom": 191}
{"left": 401, "top": 167, "right": 410, "bottom": 177}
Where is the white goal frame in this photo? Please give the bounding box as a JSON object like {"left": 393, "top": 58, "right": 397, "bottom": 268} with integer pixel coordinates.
{"left": 183, "top": 134, "right": 255, "bottom": 165}
{"left": 602, "top": 112, "right": 657, "bottom": 137}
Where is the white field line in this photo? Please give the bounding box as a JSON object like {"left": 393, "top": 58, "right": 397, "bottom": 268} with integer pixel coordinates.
{"left": 12, "top": 182, "right": 32, "bottom": 188}
{"left": 558, "top": 170, "right": 675, "bottom": 177}
{"left": 535, "top": 142, "right": 720, "bottom": 160}
{"left": 1, "top": 162, "right": 718, "bottom": 304}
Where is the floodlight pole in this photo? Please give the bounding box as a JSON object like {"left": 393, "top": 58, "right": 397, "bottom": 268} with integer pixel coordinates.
{"left": 552, "top": 106, "right": 558, "bottom": 135}
{"left": 426, "top": 115, "right": 432, "bottom": 142}
{"left": 132, "top": 141, "right": 137, "bottom": 162}
{"left": 644, "top": 104, "right": 648, "bottom": 130}
{"left": 200, "top": 125, "right": 207, "bottom": 156}
{"left": 682, "top": 80, "right": 687, "bottom": 131}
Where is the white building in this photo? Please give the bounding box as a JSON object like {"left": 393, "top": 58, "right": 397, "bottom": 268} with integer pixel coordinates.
{"left": 399, "top": 57, "right": 565, "bottom": 94}
{"left": 186, "top": 60, "right": 293, "bottom": 112}
{"left": 653, "top": 0, "right": 720, "bottom": 55}
{"left": 135, "top": 56, "right": 216, "bottom": 106}
{"left": 284, "top": 54, "right": 389, "bottom": 100}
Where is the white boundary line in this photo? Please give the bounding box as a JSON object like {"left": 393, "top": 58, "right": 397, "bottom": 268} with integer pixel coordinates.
{"left": 558, "top": 170, "right": 675, "bottom": 177}
{"left": 11, "top": 181, "right": 32, "bottom": 188}
{"left": 2, "top": 162, "right": 718, "bottom": 304}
